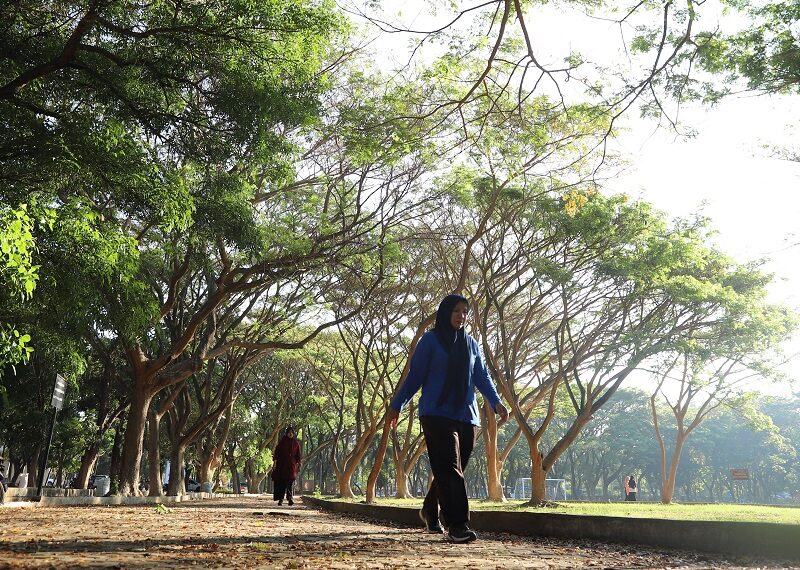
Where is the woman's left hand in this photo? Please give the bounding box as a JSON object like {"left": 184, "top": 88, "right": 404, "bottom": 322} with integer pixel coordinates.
{"left": 494, "top": 403, "right": 509, "bottom": 425}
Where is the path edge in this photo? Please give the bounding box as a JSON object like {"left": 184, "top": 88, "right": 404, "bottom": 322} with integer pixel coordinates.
{"left": 301, "top": 496, "right": 800, "bottom": 561}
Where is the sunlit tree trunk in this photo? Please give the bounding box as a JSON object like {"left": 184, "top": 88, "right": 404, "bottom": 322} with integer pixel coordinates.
{"left": 483, "top": 403, "right": 506, "bottom": 502}
{"left": 76, "top": 442, "right": 101, "bottom": 489}
{"left": 147, "top": 410, "right": 163, "bottom": 497}
{"left": 119, "top": 384, "right": 154, "bottom": 495}
{"left": 366, "top": 425, "right": 390, "bottom": 503}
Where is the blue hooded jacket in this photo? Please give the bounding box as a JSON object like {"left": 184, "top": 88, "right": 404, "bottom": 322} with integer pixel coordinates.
{"left": 389, "top": 329, "right": 502, "bottom": 426}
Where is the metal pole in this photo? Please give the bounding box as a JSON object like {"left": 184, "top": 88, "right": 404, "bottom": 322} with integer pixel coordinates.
{"left": 36, "top": 407, "right": 58, "bottom": 500}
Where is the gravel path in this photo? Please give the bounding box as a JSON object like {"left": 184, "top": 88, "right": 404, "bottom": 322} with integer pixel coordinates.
{"left": 0, "top": 496, "right": 794, "bottom": 569}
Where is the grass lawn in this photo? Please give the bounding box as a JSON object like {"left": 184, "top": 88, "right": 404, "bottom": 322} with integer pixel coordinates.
{"left": 318, "top": 496, "right": 800, "bottom": 525}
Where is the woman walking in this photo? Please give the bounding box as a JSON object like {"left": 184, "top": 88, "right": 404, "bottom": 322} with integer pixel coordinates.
{"left": 386, "top": 294, "right": 508, "bottom": 543}
{"left": 272, "top": 426, "right": 302, "bottom": 506}
{"left": 624, "top": 475, "right": 637, "bottom": 501}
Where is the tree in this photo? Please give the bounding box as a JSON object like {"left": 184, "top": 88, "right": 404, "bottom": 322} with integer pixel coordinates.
{"left": 0, "top": 204, "right": 42, "bottom": 369}
{"left": 73, "top": 342, "right": 128, "bottom": 489}
{"left": 1, "top": 0, "right": 362, "bottom": 495}
{"left": 650, "top": 290, "right": 794, "bottom": 503}
{"left": 696, "top": 0, "right": 800, "bottom": 94}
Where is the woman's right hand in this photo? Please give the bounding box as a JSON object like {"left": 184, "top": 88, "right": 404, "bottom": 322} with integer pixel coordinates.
{"left": 385, "top": 407, "right": 400, "bottom": 430}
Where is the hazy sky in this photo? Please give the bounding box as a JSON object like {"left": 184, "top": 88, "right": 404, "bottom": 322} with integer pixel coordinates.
{"left": 613, "top": 96, "right": 800, "bottom": 390}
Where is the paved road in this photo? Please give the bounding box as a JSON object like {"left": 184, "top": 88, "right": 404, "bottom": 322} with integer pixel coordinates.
{"left": 0, "top": 496, "right": 793, "bottom": 568}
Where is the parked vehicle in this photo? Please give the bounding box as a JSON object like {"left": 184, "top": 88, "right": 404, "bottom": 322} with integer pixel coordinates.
{"left": 163, "top": 478, "right": 202, "bottom": 492}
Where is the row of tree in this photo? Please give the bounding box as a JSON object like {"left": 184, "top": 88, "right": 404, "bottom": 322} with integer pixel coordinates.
{"left": 1, "top": 0, "right": 797, "bottom": 503}
{"left": 2, "top": 183, "right": 793, "bottom": 503}
{"left": 464, "top": 389, "right": 800, "bottom": 504}
{"left": 350, "top": 388, "right": 800, "bottom": 505}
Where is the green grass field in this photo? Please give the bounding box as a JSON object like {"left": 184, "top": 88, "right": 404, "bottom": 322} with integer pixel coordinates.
{"left": 320, "top": 496, "right": 800, "bottom": 524}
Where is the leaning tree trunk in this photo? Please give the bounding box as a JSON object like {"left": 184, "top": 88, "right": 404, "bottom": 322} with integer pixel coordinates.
{"left": 147, "top": 386, "right": 185, "bottom": 496}
{"left": 119, "top": 387, "right": 154, "bottom": 495}
{"left": 198, "top": 402, "right": 233, "bottom": 489}
{"left": 661, "top": 435, "right": 688, "bottom": 504}
{"left": 529, "top": 405, "right": 595, "bottom": 504}
{"left": 366, "top": 424, "right": 391, "bottom": 503}
{"left": 9, "top": 461, "right": 21, "bottom": 485}
{"left": 55, "top": 448, "right": 66, "bottom": 487}
{"left": 76, "top": 441, "right": 101, "bottom": 489}
{"left": 391, "top": 431, "right": 426, "bottom": 499}
{"left": 338, "top": 436, "right": 377, "bottom": 499}
{"left": 199, "top": 455, "right": 219, "bottom": 489}
{"left": 228, "top": 453, "right": 241, "bottom": 495}
{"left": 338, "top": 428, "right": 379, "bottom": 498}
{"left": 244, "top": 458, "right": 266, "bottom": 494}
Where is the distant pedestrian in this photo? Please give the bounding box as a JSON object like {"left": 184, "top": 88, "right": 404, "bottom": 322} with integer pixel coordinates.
{"left": 0, "top": 466, "right": 7, "bottom": 502}
{"left": 386, "top": 294, "right": 509, "bottom": 543}
{"left": 272, "top": 426, "right": 302, "bottom": 506}
{"left": 624, "top": 475, "right": 637, "bottom": 501}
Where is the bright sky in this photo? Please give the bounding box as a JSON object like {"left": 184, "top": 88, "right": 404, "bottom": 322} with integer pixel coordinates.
{"left": 345, "top": 0, "right": 800, "bottom": 392}
{"left": 615, "top": 96, "right": 800, "bottom": 305}
{"left": 613, "top": 96, "right": 800, "bottom": 392}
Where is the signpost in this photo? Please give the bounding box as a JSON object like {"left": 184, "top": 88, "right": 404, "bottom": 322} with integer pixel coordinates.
{"left": 730, "top": 468, "right": 750, "bottom": 502}
{"left": 36, "top": 374, "right": 67, "bottom": 499}
{"left": 730, "top": 468, "right": 750, "bottom": 481}
{"left": 50, "top": 373, "right": 66, "bottom": 410}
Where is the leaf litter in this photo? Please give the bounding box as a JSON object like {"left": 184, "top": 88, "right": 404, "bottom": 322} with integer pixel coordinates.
{"left": 0, "top": 497, "right": 795, "bottom": 569}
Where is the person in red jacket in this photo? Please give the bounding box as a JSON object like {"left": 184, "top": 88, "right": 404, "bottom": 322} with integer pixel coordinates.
{"left": 272, "top": 426, "right": 302, "bottom": 506}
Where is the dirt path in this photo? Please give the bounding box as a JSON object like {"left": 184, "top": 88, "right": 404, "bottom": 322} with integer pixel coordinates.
{"left": 0, "top": 496, "right": 793, "bottom": 569}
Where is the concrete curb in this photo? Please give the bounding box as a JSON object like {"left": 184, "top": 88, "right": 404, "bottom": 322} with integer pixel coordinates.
{"left": 301, "top": 496, "right": 800, "bottom": 561}
{"left": 0, "top": 492, "right": 226, "bottom": 507}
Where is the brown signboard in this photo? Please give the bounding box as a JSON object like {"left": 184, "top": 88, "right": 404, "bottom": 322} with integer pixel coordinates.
{"left": 730, "top": 468, "right": 750, "bottom": 480}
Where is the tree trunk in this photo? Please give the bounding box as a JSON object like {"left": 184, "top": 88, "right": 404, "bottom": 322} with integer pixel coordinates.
{"left": 27, "top": 444, "right": 41, "bottom": 488}
{"left": 212, "top": 465, "right": 222, "bottom": 491}
{"left": 337, "top": 429, "right": 378, "bottom": 499}
{"left": 483, "top": 402, "right": 505, "bottom": 502}
{"left": 76, "top": 441, "right": 101, "bottom": 489}
{"left": 394, "top": 464, "right": 412, "bottom": 498}
{"left": 147, "top": 410, "right": 163, "bottom": 497}
{"left": 167, "top": 442, "right": 186, "bottom": 496}
{"left": 55, "top": 449, "right": 65, "bottom": 487}
{"left": 530, "top": 449, "right": 546, "bottom": 504}
{"left": 244, "top": 458, "right": 265, "bottom": 494}
{"left": 108, "top": 421, "right": 125, "bottom": 495}
{"left": 337, "top": 469, "right": 356, "bottom": 498}
{"left": 568, "top": 454, "right": 578, "bottom": 500}
{"left": 119, "top": 388, "right": 154, "bottom": 495}
{"left": 366, "top": 423, "right": 391, "bottom": 503}
{"left": 198, "top": 403, "right": 232, "bottom": 488}
{"left": 9, "top": 461, "right": 20, "bottom": 485}
{"left": 228, "top": 453, "right": 241, "bottom": 494}
{"left": 199, "top": 456, "right": 216, "bottom": 488}
{"left": 661, "top": 434, "right": 687, "bottom": 504}
{"left": 251, "top": 474, "right": 266, "bottom": 494}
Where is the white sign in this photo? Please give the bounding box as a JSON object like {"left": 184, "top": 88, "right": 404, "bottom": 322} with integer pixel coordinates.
{"left": 51, "top": 373, "right": 67, "bottom": 410}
